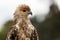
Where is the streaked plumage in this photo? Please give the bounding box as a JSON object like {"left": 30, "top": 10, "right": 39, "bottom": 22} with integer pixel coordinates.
{"left": 6, "top": 4, "right": 39, "bottom": 40}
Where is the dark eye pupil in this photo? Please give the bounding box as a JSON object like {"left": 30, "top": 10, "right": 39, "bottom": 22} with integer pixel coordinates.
{"left": 23, "top": 10, "right": 26, "bottom": 12}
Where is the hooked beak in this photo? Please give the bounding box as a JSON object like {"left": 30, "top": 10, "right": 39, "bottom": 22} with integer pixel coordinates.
{"left": 28, "top": 11, "right": 32, "bottom": 15}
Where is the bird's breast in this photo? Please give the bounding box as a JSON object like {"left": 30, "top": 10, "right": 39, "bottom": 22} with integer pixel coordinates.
{"left": 17, "top": 24, "right": 34, "bottom": 40}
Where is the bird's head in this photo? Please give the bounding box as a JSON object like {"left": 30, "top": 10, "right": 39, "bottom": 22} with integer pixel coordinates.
{"left": 19, "top": 4, "right": 32, "bottom": 15}
{"left": 14, "top": 4, "right": 32, "bottom": 23}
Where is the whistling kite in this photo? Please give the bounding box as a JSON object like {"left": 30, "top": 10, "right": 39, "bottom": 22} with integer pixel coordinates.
{"left": 6, "top": 4, "right": 39, "bottom": 40}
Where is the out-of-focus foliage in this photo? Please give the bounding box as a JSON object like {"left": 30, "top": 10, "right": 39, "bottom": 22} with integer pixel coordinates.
{"left": 31, "top": 4, "right": 60, "bottom": 40}
{"left": 0, "top": 4, "right": 60, "bottom": 40}
{"left": 0, "top": 20, "right": 15, "bottom": 40}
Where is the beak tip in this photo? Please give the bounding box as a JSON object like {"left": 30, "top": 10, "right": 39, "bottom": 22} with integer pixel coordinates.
{"left": 30, "top": 12, "right": 32, "bottom": 15}
{"left": 28, "top": 12, "right": 32, "bottom": 15}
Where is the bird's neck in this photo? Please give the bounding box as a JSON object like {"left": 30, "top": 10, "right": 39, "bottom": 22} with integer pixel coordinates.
{"left": 16, "top": 17, "right": 32, "bottom": 27}
{"left": 15, "top": 17, "right": 34, "bottom": 31}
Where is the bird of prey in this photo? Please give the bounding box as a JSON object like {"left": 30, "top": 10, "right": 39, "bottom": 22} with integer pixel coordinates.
{"left": 6, "top": 4, "right": 39, "bottom": 40}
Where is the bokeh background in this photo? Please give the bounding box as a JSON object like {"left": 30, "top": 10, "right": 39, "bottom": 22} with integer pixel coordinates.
{"left": 0, "top": 0, "right": 60, "bottom": 40}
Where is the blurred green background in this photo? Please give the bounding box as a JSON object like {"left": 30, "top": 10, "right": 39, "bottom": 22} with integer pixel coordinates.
{"left": 0, "top": 4, "right": 60, "bottom": 40}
